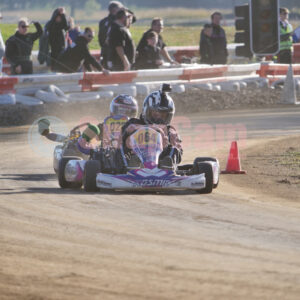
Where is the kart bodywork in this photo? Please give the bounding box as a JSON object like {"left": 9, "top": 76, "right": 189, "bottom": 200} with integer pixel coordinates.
{"left": 84, "top": 126, "right": 220, "bottom": 193}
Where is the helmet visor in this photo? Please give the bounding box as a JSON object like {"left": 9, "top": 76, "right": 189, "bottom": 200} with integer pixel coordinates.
{"left": 147, "top": 108, "right": 172, "bottom": 124}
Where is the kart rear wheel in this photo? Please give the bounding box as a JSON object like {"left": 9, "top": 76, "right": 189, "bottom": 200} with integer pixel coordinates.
{"left": 193, "top": 157, "right": 219, "bottom": 188}
{"left": 58, "top": 157, "right": 82, "bottom": 189}
{"left": 84, "top": 160, "right": 101, "bottom": 192}
{"left": 194, "top": 162, "right": 213, "bottom": 194}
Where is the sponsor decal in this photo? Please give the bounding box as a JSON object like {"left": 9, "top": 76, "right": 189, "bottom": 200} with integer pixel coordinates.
{"left": 98, "top": 180, "right": 112, "bottom": 187}
{"left": 191, "top": 181, "right": 204, "bottom": 187}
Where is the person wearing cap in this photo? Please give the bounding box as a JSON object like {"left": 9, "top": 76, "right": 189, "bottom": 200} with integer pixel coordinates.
{"left": 278, "top": 7, "right": 293, "bottom": 64}
{"left": 108, "top": 8, "right": 135, "bottom": 71}
{"left": 98, "top": 1, "right": 123, "bottom": 69}
{"left": 5, "top": 18, "right": 43, "bottom": 74}
{"left": 136, "top": 18, "right": 178, "bottom": 66}
{"left": 55, "top": 27, "right": 108, "bottom": 74}
{"left": 0, "top": 13, "right": 4, "bottom": 75}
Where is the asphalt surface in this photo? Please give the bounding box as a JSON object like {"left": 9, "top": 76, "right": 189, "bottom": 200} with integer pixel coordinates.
{"left": 0, "top": 107, "right": 300, "bottom": 299}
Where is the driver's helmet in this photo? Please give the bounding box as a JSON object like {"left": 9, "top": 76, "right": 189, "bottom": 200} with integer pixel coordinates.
{"left": 142, "top": 90, "right": 175, "bottom": 125}
{"left": 110, "top": 94, "right": 138, "bottom": 118}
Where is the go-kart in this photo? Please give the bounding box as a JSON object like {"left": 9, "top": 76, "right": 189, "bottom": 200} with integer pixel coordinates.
{"left": 83, "top": 125, "right": 220, "bottom": 194}
{"left": 57, "top": 115, "right": 128, "bottom": 189}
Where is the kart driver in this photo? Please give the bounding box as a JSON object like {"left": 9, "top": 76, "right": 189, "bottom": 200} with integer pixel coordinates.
{"left": 120, "top": 84, "right": 182, "bottom": 169}
{"left": 38, "top": 94, "right": 138, "bottom": 155}
{"left": 77, "top": 94, "right": 138, "bottom": 154}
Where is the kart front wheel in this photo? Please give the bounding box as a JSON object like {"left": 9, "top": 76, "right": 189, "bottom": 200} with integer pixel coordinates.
{"left": 193, "top": 157, "right": 219, "bottom": 188}
{"left": 84, "top": 160, "right": 101, "bottom": 192}
{"left": 194, "top": 162, "right": 213, "bottom": 194}
{"left": 58, "top": 157, "right": 82, "bottom": 189}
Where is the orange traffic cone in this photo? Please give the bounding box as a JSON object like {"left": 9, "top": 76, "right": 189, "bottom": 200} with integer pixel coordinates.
{"left": 221, "top": 141, "right": 246, "bottom": 174}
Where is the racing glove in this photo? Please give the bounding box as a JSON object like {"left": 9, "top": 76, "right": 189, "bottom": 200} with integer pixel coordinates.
{"left": 82, "top": 123, "right": 100, "bottom": 142}
{"left": 38, "top": 118, "right": 50, "bottom": 136}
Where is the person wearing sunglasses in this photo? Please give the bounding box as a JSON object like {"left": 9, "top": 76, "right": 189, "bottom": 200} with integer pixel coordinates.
{"left": 5, "top": 18, "right": 42, "bottom": 75}
{"left": 55, "top": 27, "right": 109, "bottom": 74}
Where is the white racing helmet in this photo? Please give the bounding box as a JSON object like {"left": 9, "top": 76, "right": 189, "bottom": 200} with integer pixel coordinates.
{"left": 142, "top": 86, "right": 175, "bottom": 125}
{"left": 110, "top": 94, "right": 138, "bottom": 118}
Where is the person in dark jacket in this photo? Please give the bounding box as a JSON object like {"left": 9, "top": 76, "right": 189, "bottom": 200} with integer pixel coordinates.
{"left": 108, "top": 8, "right": 135, "bottom": 71}
{"left": 98, "top": 1, "right": 123, "bottom": 68}
{"left": 5, "top": 18, "right": 43, "bottom": 74}
{"left": 209, "top": 12, "right": 228, "bottom": 64}
{"left": 135, "top": 31, "right": 162, "bottom": 69}
{"left": 137, "top": 18, "right": 178, "bottom": 65}
{"left": 56, "top": 27, "right": 109, "bottom": 74}
{"left": 47, "top": 7, "right": 69, "bottom": 70}
{"left": 199, "top": 24, "right": 214, "bottom": 64}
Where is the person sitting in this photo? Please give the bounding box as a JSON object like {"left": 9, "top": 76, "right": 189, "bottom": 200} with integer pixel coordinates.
{"left": 77, "top": 94, "right": 138, "bottom": 155}
{"left": 135, "top": 31, "right": 163, "bottom": 69}
{"left": 55, "top": 27, "right": 108, "bottom": 74}
{"left": 5, "top": 18, "right": 43, "bottom": 74}
{"left": 121, "top": 84, "right": 182, "bottom": 170}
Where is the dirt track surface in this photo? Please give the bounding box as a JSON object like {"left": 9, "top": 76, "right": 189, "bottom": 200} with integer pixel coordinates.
{"left": 1, "top": 107, "right": 300, "bottom": 299}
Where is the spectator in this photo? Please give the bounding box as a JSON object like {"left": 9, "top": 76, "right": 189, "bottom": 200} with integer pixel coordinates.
{"left": 0, "top": 13, "right": 4, "bottom": 74}
{"left": 135, "top": 31, "right": 162, "bottom": 69}
{"left": 5, "top": 18, "right": 42, "bottom": 75}
{"left": 199, "top": 24, "right": 213, "bottom": 64}
{"left": 210, "top": 12, "right": 228, "bottom": 64}
{"left": 47, "top": 7, "right": 69, "bottom": 70}
{"left": 108, "top": 8, "right": 135, "bottom": 71}
{"left": 278, "top": 7, "right": 293, "bottom": 64}
{"left": 98, "top": 1, "right": 123, "bottom": 68}
{"left": 68, "top": 17, "right": 81, "bottom": 44}
{"left": 55, "top": 27, "right": 108, "bottom": 74}
{"left": 137, "top": 18, "right": 178, "bottom": 65}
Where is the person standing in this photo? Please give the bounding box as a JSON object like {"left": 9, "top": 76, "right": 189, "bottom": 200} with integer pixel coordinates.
{"left": 5, "top": 18, "right": 42, "bottom": 75}
{"left": 278, "top": 7, "right": 293, "bottom": 64}
{"left": 199, "top": 24, "right": 214, "bottom": 64}
{"left": 98, "top": 1, "right": 123, "bottom": 69}
{"left": 47, "top": 7, "right": 69, "bottom": 70}
{"left": 210, "top": 12, "right": 228, "bottom": 64}
{"left": 135, "top": 31, "right": 162, "bottom": 69}
{"left": 108, "top": 8, "right": 135, "bottom": 71}
{"left": 56, "top": 27, "right": 108, "bottom": 74}
{"left": 137, "top": 18, "right": 177, "bottom": 65}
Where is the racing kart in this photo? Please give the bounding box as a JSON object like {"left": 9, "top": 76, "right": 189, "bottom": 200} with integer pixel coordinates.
{"left": 53, "top": 123, "right": 91, "bottom": 188}
{"left": 57, "top": 115, "right": 128, "bottom": 189}
{"left": 83, "top": 125, "right": 220, "bottom": 194}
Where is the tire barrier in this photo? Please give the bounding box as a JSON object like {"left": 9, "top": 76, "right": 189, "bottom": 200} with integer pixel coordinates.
{"left": 15, "top": 94, "right": 43, "bottom": 106}
{"left": 0, "top": 93, "right": 16, "bottom": 105}
{"left": 35, "top": 88, "right": 68, "bottom": 103}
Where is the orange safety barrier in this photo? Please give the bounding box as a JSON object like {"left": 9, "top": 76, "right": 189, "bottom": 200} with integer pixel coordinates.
{"left": 80, "top": 71, "right": 138, "bottom": 91}
{"left": 293, "top": 43, "right": 300, "bottom": 63}
{"left": 0, "top": 77, "right": 18, "bottom": 94}
{"left": 173, "top": 49, "right": 199, "bottom": 63}
{"left": 179, "top": 66, "right": 227, "bottom": 81}
{"left": 257, "top": 63, "right": 300, "bottom": 78}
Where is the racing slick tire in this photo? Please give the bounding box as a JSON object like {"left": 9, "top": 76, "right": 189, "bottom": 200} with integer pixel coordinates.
{"left": 58, "top": 157, "right": 82, "bottom": 189}
{"left": 193, "top": 157, "right": 219, "bottom": 188}
{"left": 193, "top": 162, "right": 214, "bottom": 194}
{"left": 84, "top": 160, "right": 101, "bottom": 192}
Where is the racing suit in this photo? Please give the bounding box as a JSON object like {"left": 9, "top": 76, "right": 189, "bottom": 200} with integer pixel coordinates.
{"left": 120, "top": 115, "right": 183, "bottom": 165}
